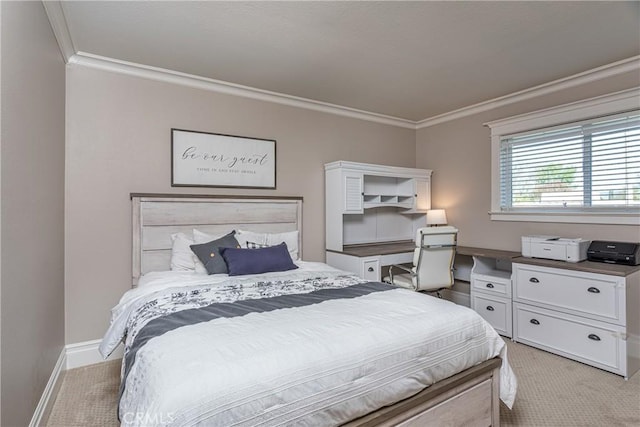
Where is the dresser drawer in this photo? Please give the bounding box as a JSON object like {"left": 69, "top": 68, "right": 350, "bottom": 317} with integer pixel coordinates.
{"left": 471, "top": 274, "right": 510, "bottom": 298}
{"left": 513, "top": 264, "right": 625, "bottom": 325}
{"left": 514, "top": 303, "right": 625, "bottom": 375}
{"left": 472, "top": 294, "right": 512, "bottom": 337}
{"left": 362, "top": 259, "right": 380, "bottom": 281}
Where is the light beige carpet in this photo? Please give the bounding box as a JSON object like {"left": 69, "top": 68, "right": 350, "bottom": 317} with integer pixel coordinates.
{"left": 46, "top": 340, "right": 640, "bottom": 426}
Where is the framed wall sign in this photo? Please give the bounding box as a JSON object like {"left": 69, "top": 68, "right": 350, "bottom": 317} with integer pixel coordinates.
{"left": 171, "top": 129, "right": 276, "bottom": 189}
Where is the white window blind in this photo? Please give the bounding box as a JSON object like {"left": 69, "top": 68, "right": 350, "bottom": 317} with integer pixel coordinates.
{"left": 499, "top": 110, "right": 640, "bottom": 213}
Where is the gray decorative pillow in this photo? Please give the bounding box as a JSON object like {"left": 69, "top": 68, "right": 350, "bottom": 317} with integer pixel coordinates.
{"left": 190, "top": 231, "right": 241, "bottom": 275}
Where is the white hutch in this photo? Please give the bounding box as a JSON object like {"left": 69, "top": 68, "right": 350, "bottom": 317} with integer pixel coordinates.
{"left": 325, "top": 161, "right": 432, "bottom": 281}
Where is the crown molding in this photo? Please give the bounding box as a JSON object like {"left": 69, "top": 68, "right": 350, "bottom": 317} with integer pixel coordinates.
{"left": 42, "top": 0, "right": 75, "bottom": 62}
{"left": 43, "top": 0, "right": 638, "bottom": 130}
{"left": 416, "top": 55, "right": 640, "bottom": 129}
{"left": 484, "top": 86, "right": 640, "bottom": 135}
{"left": 67, "top": 51, "right": 640, "bottom": 130}
{"left": 68, "top": 52, "right": 417, "bottom": 129}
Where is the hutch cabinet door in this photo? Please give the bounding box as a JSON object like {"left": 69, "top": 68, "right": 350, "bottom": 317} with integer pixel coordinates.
{"left": 414, "top": 178, "right": 431, "bottom": 212}
{"left": 343, "top": 172, "right": 364, "bottom": 214}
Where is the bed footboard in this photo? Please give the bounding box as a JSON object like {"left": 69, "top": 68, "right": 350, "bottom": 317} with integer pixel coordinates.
{"left": 344, "top": 357, "right": 502, "bottom": 427}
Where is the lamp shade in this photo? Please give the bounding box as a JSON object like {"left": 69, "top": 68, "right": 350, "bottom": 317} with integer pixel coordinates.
{"left": 426, "top": 209, "right": 447, "bottom": 226}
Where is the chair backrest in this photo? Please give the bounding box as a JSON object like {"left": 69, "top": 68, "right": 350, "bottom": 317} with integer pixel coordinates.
{"left": 412, "top": 226, "right": 458, "bottom": 292}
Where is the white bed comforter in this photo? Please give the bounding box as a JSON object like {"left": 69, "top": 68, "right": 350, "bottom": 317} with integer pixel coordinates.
{"left": 101, "top": 262, "right": 516, "bottom": 426}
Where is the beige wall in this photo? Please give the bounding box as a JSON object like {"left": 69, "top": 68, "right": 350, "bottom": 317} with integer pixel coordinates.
{"left": 0, "top": 2, "right": 66, "bottom": 425}
{"left": 416, "top": 71, "right": 640, "bottom": 252}
{"left": 65, "top": 66, "right": 416, "bottom": 343}
{"left": 65, "top": 36, "right": 639, "bottom": 344}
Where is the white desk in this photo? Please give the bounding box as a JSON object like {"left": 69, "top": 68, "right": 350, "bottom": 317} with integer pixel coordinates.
{"left": 326, "top": 243, "right": 519, "bottom": 283}
{"left": 326, "top": 241, "right": 415, "bottom": 282}
{"left": 326, "top": 243, "right": 521, "bottom": 334}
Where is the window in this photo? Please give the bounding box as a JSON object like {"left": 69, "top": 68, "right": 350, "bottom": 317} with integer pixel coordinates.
{"left": 501, "top": 111, "right": 639, "bottom": 211}
{"left": 486, "top": 89, "right": 640, "bottom": 225}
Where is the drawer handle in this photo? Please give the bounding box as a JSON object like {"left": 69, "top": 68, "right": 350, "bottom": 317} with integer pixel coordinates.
{"left": 529, "top": 277, "right": 539, "bottom": 283}
{"left": 587, "top": 287, "right": 600, "bottom": 294}
{"left": 486, "top": 306, "right": 495, "bottom": 311}
{"left": 367, "top": 267, "right": 374, "bottom": 272}
{"left": 485, "top": 283, "right": 494, "bottom": 289}
{"left": 530, "top": 319, "right": 540, "bottom": 325}
{"left": 588, "top": 334, "right": 601, "bottom": 341}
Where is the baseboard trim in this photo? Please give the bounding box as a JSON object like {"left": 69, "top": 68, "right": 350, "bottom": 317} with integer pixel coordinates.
{"left": 29, "top": 349, "right": 66, "bottom": 427}
{"left": 30, "top": 339, "right": 122, "bottom": 426}
{"left": 65, "top": 339, "right": 123, "bottom": 370}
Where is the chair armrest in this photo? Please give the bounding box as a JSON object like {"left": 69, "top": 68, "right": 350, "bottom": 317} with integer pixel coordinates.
{"left": 389, "top": 264, "right": 415, "bottom": 274}
{"left": 388, "top": 264, "right": 416, "bottom": 283}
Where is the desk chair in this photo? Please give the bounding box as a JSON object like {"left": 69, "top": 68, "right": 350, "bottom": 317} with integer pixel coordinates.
{"left": 384, "top": 226, "right": 458, "bottom": 296}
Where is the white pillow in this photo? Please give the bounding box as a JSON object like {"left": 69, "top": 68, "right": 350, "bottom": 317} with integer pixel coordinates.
{"left": 234, "top": 229, "right": 267, "bottom": 248}
{"left": 192, "top": 229, "right": 224, "bottom": 244}
{"left": 169, "top": 232, "right": 192, "bottom": 271}
{"left": 170, "top": 233, "right": 199, "bottom": 272}
{"left": 236, "top": 229, "right": 299, "bottom": 260}
{"left": 266, "top": 230, "right": 300, "bottom": 260}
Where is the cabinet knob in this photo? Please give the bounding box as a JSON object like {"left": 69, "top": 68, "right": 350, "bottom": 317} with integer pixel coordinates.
{"left": 485, "top": 283, "right": 494, "bottom": 289}
{"left": 486, "top": 306, "right": 495, "bottom": 311}
{"left": 530, "top": 319, "right": 540, "bottom": 325}
{"left": 367, "top": 267, "right": 374, "bottom": 272}
{"left": 587, "top": 287, "right": 600, "bottom": 294}
{"left": 588, "top": 334, "right": 601, "bottom": 341}
{"left": 529, "top": 277, "right": 540, "bottom": 283}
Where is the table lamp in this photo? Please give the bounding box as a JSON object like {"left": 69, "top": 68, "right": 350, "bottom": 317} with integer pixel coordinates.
{"left": 426, "top": 209, "right": 447, "bottom": 226}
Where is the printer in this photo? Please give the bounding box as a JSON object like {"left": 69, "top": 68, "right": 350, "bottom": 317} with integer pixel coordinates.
{"left": 521, "top": 235, "right": 591, "bottom": 263}
{"left": 587, "top": 241, "right": 640, "bottom": 265}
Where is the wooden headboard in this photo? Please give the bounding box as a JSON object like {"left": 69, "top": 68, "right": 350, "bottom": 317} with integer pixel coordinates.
{"left": 131, "top": 193, "right": 303, "bottom": 286}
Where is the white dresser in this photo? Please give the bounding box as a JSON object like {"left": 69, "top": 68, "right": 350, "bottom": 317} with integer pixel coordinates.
{"left": 512, "top": 258, "right": 640, "bottom": 378}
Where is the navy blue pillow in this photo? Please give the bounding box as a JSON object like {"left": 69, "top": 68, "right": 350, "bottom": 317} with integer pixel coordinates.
{"left": 220, "top": 243, "right": 298, "bottom": 276}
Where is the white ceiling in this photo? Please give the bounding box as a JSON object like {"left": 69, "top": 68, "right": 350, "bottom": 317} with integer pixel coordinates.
{"left": 59, "top": 1, "right": 640, "bottom": 122}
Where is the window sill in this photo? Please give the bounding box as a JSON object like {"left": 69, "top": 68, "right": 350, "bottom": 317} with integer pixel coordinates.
{"left": 489, "top": 211, "right": 639, "bottom": 225}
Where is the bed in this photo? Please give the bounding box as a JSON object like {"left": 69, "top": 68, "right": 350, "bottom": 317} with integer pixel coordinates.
{"left": 100, "top": 194, "right": 516, "bottom": 426}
